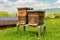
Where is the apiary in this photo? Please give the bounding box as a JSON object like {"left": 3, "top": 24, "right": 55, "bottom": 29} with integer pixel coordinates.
{"left": 17, "top": 8, "right": 46, "bottom": 37}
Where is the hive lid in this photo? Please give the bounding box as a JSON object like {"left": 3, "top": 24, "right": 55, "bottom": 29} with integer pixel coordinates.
{"left": 17, "top": 7, "right": 33, "bottom": 10}
{"left": 27, "top": 10, "right": 45, "bottom": 13}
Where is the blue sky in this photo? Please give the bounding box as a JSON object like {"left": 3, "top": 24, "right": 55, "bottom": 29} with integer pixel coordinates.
{"left": 9, "top": 0, "right": 17, "bottom": 2}
{"left": 0, "top": 0, "right": 60, "bottom": 13}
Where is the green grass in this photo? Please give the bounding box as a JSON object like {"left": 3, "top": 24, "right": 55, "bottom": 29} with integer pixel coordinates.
{"left": 0, "top": 18, "right": 60, "bottom": 40}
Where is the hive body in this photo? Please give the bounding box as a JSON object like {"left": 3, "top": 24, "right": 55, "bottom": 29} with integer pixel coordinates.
{"left": 18, "top": 8, "right": 27, "bottom": 25}
{"left": 28, "top": 11, "right": 45, "bottom": 26}
{"left": 18, "top": 8, "right": 33, "bottom": 25}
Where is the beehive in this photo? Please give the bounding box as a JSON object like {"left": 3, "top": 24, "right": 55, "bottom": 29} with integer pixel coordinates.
{"left": 27, "top": 11, "right": 45, "bottom": 26}
{"left": 17, "top": 8, "right": 46, "bottom": 37}
{"left": 17, "top": 8, "right": 33, "bottom": 25}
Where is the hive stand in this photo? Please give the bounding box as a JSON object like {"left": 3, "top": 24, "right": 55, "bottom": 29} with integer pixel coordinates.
{"left": 24, "top": 23, "right": 46, "bottom": 37}
{"left": 16, "top": 8, "right": 33, "bottom": 31}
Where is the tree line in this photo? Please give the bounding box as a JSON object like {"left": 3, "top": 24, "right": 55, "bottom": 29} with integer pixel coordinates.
{"left": 0, "top": 11, "right": 17, "bottom": 17}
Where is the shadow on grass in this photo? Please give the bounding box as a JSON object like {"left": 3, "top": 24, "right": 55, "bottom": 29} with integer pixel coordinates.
{"left": 15, "top": 30, "right": 37, "bottom": 37}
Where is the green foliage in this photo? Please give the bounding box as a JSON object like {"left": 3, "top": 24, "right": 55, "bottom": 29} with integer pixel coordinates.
{"left": 0, "top": 19, "right": 60, "bottom": 40}
{"left": 0, "top": 11, "right": 8, "bottom": 17}
{"left": 0, "top": 11, "right": 17, "bottom": 17}
{"left": 45, "top": 13, "right": 60, "bottom": 19}
{"left": 45, "top": 14, "right": 55, "bottom": 19}
{"left": 54, "top": 13, "right": 60, "bottom": 18}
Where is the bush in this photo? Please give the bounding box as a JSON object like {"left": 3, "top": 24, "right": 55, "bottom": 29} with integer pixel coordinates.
{"left": 54, "top": 14, "right": 60, "bottom": 18}
{"left": 45, "top": 13, "right": 60, "bottom": 19}
{"left": 45, "top": 14, "right": 55, "bottom": 19}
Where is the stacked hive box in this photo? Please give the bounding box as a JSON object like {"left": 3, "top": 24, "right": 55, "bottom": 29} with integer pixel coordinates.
{"left": 17, "top": 8, "right": 33, "bottom": 25}
{"left": 27, "top": 11, "right": 45, "bottom": 26}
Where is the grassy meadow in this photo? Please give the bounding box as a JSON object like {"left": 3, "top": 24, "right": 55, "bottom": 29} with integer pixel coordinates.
{"left": 0, "top": 18, "right": 60, "bottom": 40}
{"left": 0, "top": 11, "right": 60, "bottom": 40}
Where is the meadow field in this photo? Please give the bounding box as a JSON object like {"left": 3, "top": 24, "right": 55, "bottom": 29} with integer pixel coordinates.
{"left": 0, "top": 18, "right": 60, "bottom": 40}
{"left": 0, "top": 11, "right": 60, "bottom": 40}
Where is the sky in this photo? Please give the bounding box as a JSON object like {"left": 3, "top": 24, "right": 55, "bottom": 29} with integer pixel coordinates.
{"left": 0, "top": 0, "right": 60, "bottom": 13}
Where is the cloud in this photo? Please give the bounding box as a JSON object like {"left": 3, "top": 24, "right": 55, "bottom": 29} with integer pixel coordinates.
{"left": 10, "top": 0, "right": 51, "bottom": 9}
{"left": 0, "top": 0, "right": 60, "bottom": 13}
{"left": 55, "top": 0, "right": 60, "bottom": 4}
{"left": 53, "top": 0, "right": 60, "bottom": 8}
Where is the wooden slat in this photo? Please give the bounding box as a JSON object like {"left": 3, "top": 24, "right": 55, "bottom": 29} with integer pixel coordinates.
{"left": 18, "top": 16, "right": 26, "bottom": 24}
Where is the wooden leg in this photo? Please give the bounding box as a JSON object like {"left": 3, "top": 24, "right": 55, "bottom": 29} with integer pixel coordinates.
{"left": 37, "top": 26, "right": 41, "bottom": 37}
{"left": 17, "top": 25, "right": 19, "bottom": 32}
{"left": 24, "top": 24, "right": 28, "bottom": 31}
{"left": 16, "top": 23, "right": 19, "bottom": 32}
{"left": 44, "top": 25, "right": 46, "bottom": 35}
{"left": 24, "top": 25, "right": 26, "bottom": 31}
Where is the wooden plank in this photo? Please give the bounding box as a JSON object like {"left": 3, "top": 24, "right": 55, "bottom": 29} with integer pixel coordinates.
{"left": 18, "top": 9, "right": 27, "bottom": 16}
{"left": 18, "top": 16, "right": 26, "bottom": 25}
{"left": 0, "top": 20, "right": 18, "bottom": 26}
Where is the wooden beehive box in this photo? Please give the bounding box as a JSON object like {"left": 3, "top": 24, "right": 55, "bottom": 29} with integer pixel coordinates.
{"left": 17, "top": 8, "right": 33, "bottom": 25}
{"left": 27, "top": 11, "right": 45, "bottom": 26}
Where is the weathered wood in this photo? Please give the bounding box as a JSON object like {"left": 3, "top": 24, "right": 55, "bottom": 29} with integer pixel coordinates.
{"left": 18, "top": 16, "right": 26, "bottom": 24}
{"left": 18, "top": 8, "right": 28, "bottom": 25}
{"left": 18, "top": 9, "right": 27, "bottom": 16}
{"left": 28, "top": 11, "right": 45, "bottom": 26}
